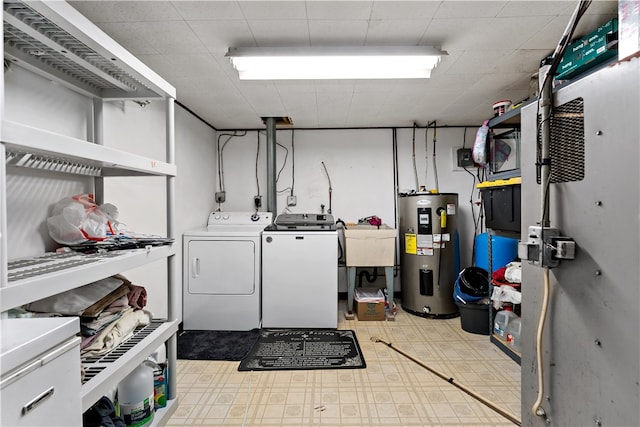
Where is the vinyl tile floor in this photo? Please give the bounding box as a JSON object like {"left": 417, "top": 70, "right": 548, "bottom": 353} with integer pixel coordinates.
{"left": 167, "top": 300, "right": 521, "bottom": 427}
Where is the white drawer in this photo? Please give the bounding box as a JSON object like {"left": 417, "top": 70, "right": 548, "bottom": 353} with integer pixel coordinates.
{"left": 1, "top": 337, "right": 82, "bottom": 426}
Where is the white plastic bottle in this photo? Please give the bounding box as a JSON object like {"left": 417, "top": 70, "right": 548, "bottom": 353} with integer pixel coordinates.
{"left": 493, "top": 307, "right": 517, "bottom": 338}
{"left": 506, "top": 317, "right": 522, "bottom": 351}
{"left": 118, "top": 363, "right": 155, "bottom": 427}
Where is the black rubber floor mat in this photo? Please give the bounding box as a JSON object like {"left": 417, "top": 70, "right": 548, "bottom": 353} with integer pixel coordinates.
{"left": 177, "top": 329, "right": 260, "bottom": 361}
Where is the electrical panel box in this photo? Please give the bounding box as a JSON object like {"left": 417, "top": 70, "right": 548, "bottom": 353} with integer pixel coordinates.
{"left": 457, "top": 148, "right": 473, "bottom": 167}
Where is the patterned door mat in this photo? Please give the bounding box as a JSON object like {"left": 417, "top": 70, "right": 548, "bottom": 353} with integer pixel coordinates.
{"left": 238, "top": 329, "right": 366, "bottom": 371}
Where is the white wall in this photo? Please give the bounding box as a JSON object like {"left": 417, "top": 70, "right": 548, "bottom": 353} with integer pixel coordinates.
{"left": 217, "top": 125, "right": 485, "bottom": 292}
{"left": 217, "top": 129, "right": 395, "bottom": 223}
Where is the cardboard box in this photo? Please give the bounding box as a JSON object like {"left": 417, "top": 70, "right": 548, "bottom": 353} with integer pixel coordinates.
{"left": 344, "top": 224, "right": 397, "bottom": 266}
{"left": 556, "top": 19, "right": 618, "bottom": 80}
{"left": 355, "top": 300, "right": 386, "bottom": 321}
{"left": 354, "top": 287, "right": 386, "bottom": 321}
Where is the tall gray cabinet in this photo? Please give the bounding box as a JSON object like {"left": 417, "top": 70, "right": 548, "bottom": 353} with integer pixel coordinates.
{"left": 520, "top": 57, "right": 640, "bottom": 425}
{"left": 1, "top": 1, "right": 179, "bottom": 423}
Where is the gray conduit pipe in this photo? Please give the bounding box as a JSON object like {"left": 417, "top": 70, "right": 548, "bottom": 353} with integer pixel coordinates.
{"left": 266, "top": 117, "right": 277, "bottom": 215}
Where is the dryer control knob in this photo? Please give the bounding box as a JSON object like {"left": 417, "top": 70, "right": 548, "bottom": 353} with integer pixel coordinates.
{"left": 214, "top": 214, "right": 221, "bottom": 220}
{"left": 223, "top": 215, "right": 229, "bottom": 220}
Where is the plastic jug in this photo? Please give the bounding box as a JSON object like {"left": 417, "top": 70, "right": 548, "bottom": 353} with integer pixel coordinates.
{"left": 493, "top": 307, "right": 517, "bottom": 338}
{"left": 506, "top": 317, "right": 522, "bottom": 351}
{"left": 118, "top": 362, "right": 155, "bottom": 427}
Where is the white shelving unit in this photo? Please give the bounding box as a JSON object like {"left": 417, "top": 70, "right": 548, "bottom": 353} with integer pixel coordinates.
{"left": 1, "top": 1, "right": 179, "bottom": 424}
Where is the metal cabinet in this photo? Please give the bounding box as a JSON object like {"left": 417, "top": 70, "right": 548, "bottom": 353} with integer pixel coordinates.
{"left": 1, "top": 1, "right": 178, "bottom": 422}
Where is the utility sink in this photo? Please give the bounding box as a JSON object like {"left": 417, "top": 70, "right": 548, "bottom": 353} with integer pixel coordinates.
{"left": 344, "top": 224, "right": 397, "bottom": 267}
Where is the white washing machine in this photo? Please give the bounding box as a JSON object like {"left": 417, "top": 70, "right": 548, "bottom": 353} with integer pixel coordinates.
{"left": 183, "top": 211, "right": 272, "bottom": 331}
{"left": 262, "top": 213, "right": 338, "bottom": 329}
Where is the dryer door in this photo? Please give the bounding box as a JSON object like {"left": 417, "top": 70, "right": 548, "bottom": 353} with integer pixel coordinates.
{"left": 187, "top": 239, "right": 256, "bottom": 295}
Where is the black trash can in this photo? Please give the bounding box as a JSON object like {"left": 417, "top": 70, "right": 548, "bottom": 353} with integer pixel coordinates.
{"left": 454, "top": 267, "right": 490, "bottom": 335}
{"left": 456, "top": 301, "right": 490, "bottom": 335}
{"left": 457, "top": 266, "right": 489, "bottom": 297}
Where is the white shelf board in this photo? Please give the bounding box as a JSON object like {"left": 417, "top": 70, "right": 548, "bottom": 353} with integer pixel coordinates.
{"left": 3, "top": 121, "right": 176, "bottom": 177}
{"left": 1, "top": 245, "right": 175, "bottom": 311}
{"left": 4, "top": 1, "right": 175, "bottom": 100}
{"left": 80, "top": 319, "right": 179, "bottom": 411}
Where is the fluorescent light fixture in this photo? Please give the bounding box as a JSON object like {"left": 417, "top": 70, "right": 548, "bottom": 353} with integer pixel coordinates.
{"left": 226, "top": 46, "right": 445, "bottom": 80}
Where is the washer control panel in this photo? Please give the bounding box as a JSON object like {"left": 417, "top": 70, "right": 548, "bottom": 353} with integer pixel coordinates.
{"left": 207, "top": 211, "right": 272, "bottom": 226}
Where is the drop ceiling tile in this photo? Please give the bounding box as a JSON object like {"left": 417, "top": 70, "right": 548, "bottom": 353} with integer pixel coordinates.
{"left": 364, "top": 20, "right": 429, "bottom": 45}
{"left": 136, "top": 54, "right": 222, "bottom": 79}
{"left": 308, "top": 20, "right": 369, "bottom": 45}
{"left": 371, "top": 1, "right": 440, "bottom": 20}
{"left": 497, "top": 1, "right": 572, "bottom": 17}
{"left": 316, "top": 93, "right": 353, "bottom": 124}
{"left": 306, "top": 1, "right": 373, "bottom": 20}
{"left": 428, "top": 72, "right": 484, "bottom": 91}
{"left": 446, "top": 50, "right": 507, "bottom": 74}
{"left": 123, "top": 21, "right": 209, "bottom": 54}
{"left": 96, "top": 22, "right": 161, "bottom": 55}
{"left": 518, "top": 15, "right": 575, "bottom": 49}
{"left": 172, "top": 1, "right": 245, "bottom": 20}
{"left": 498, "top": 49, "right": 550, "bottom": 74}
{"left": 238, "top": 1, "right": 308, "bottom": 20}
{"left": 471, "top": 72, "right": 535, "bottom": 93}
{"left": 353, "top": 80, "right": 395, "bottom": 93}
{"left": 189, "top": 20, "right": 256, "bottom": 50}
{"left": 433, "top": 1, "right": 507, "bottom": 19}
{"left": 314, "top": 80, "right": 357, "bottom": 94}
{"left": 427, "top": 16, "right": 556, "bottom": 51}
{"left": 248, "top": 20, "right": 310, "bottom": 45}
{"left": 70, "top": 1, "right": 180, "bottom": 23}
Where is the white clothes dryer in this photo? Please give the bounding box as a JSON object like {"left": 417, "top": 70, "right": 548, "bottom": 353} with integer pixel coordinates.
{"left": 183, "top": 211, "right": 271, "bottom": 331}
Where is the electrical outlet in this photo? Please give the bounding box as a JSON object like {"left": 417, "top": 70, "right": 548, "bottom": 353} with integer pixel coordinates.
{"left": 215, "top": 191, "right": 225, "bottom": 203}
{"left": 287, "top": 195, "right": 297, "bottom": 207}
{"left": 254, "top": 195, "right": 262, "bottom": 208}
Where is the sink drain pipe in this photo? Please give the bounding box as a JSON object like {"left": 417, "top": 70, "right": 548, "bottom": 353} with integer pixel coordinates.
{"left": 371, "top": 336, "right": 521, "bottom": 426}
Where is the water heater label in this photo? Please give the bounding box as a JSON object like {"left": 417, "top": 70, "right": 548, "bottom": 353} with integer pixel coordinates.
{"left": 433, "top": 233, "right": 450, "bottom": 242}
{"left": 417, "top": 207, "right": 432, "bottom": 234}
{"left": 405, "top": 233, "right": 417, "bottom": 254}
{"left": 416, "top": 234, "right": 434, "bottom": 255}
{"left": 447, "top": 203, "right": 456, "bottom": 215}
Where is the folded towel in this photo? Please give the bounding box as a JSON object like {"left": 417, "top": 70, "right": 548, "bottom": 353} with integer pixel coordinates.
{"left": 24, "top": 276, "right": 123, "bottom": 315}
{"left": 81, "top": 308, "right": 152, "bottom": 357}
{"left": 127, "top": 284, "right": 147, "bottom": 310}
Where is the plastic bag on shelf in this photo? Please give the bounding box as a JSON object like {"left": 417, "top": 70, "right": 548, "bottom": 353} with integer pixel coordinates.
{"left": 47, "top": 194, "right": 119, "bottom": 245}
